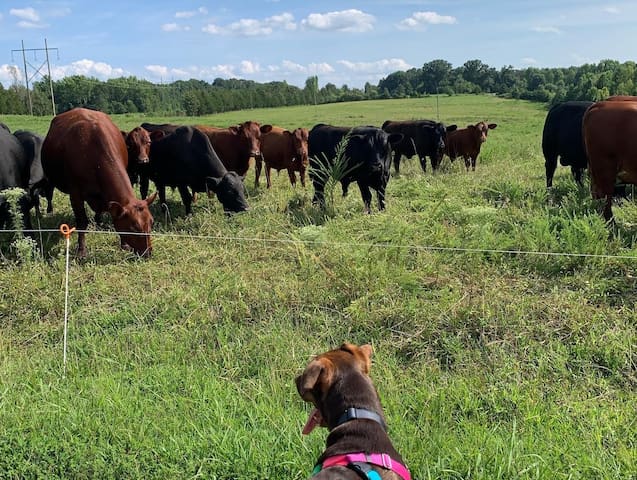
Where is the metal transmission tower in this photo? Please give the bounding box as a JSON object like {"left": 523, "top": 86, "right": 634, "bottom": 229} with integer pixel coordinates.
{"left": 11, "top": 38, "right": 59, "bottom": 116}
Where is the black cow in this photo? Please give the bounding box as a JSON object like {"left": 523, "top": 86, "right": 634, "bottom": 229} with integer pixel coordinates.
{"left": 13, "top": 130, "right": 52, "bottom": 214}
{"left": 542, "top": 101, "right": 594, "bottom": 188}
{"left": 132, "top": 126, "right": 249, "bottom": 215}
{"left": 308, "top": 124, "right": 402, "bottom": 213}
{"left": 0, "top": 128, "right": 45, "bottom": 230}
{"left": 382, "top": 119, "right": 457, "bottom": 174}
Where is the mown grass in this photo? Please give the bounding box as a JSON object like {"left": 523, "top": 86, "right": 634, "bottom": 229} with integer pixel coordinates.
{"left": 1, "top": 95, "right": 636, "bottom": 479}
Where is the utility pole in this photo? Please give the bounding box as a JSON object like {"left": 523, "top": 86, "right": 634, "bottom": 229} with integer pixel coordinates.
{"left": 11, "top": 38, "right": 59, "bottom": 116}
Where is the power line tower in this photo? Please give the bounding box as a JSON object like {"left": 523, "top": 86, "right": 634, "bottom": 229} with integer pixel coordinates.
{"left": 11, "top": 38, "right": 59, "bottom": 116}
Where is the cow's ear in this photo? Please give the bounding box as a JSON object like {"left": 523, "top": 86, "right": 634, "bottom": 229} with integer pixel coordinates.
{"left": 206, "top": 176, "right": 222, "bottom": 192}
{"left": 260, "top": 124, "right": 273, "bottom": 134}
{"left": 229, "top": 125, "right": 241, "bottom": 135}
{"left": 388, "top": 133, "right": 403, "bottom": 145}
{"left": 120, "top": 130, "right": 128, "bottom": 139}
{"left": 108, "top": 201, "right": 126, "bottom": 220}
{"left": 446, "top": 124, "right": 458, "bottom": 132}
{"left": 145, "top": 192, "right": 158, "bottom": 206}
{"left": 488, "top": 123, "right": 497, "bottom": 130}
{"left": 467, "top": 124, "right": 477, "bottom": 130}
{"left": 150, "top": 130, "right": 165, "bottom": 141}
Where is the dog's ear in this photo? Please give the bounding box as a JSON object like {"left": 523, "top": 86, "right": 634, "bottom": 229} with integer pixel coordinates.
{"left": 297, "top": 358, "right": 334, "bottom": 402}
{"left": 340, "top": 343, "right": 373, "bottom": 375}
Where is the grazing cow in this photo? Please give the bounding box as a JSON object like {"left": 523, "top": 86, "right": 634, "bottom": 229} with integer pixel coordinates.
{"left": 542, "top": 101, "right": 594, "bottom": 188}
{"left": 444, "top": 121, "right": 497, "bottom": 171}
{"left": 308, "top": 124, "right": 403, "bottom": 213}
{"left": 583, "top": 100, "right": 637, "bottom": 220}
{"left": 133, "top": 125, "right": 249, "bottom": 215}
{"left": 1, "top": 128, "right": 31, "bottom": 229}
{"left": 195, "top": 121, "right": 272, "bottom": 177}
{"left": 13, "top": 130, "right": 52, "bottom": 214}
{"left": 382, "top": 119, "right": 457, "bottom": 174}
{"left": 42, "top": 108, "right": 157, "bottom": 257}
{"left": 255, "top": 126, "right": 309, "bottom": 188}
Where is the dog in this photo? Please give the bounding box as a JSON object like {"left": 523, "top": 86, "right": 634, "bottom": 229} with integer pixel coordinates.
{"left": 296, "top": 343, "right": 411, "bottom": 480}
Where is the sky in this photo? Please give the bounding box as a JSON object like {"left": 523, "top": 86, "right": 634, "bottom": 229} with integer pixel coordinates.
{"left": 0, "top": 1, "right": 636, "bottom": 89}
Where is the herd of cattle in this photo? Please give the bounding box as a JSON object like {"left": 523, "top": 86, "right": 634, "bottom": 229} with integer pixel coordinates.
{"left": 0, "top": 96, "right": 635, "bottom": 257}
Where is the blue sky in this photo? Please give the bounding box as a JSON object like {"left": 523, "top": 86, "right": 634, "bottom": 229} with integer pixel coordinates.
{"left": 1, "top": 1, "right": 636, "bottom": 89}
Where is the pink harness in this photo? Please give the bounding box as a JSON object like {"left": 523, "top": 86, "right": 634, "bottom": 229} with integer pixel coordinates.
{"left": 317, "top": 452, "right": 412, "bottom": 480}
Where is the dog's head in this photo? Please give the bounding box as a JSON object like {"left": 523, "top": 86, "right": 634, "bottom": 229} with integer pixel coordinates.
{"left": 295, "top": 343, "right": 373, "bottom": 434}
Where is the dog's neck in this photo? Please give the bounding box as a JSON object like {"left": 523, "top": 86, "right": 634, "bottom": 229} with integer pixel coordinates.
{"left": 316, "top": 371, "right": 404, "bottom": 466}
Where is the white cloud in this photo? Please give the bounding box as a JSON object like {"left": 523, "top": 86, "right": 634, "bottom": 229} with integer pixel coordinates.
{"left": 145, "top": 65, "right": 169, "bottom": 77}
{"left": 50, "top": 59, "right": 126, "bottom": 80}
{"left": 240, "top": 60, "right": 260, "bottom": 74}
{"left": 301, "top": 9, "right": 375, "bottom": 33}
{"left": 17, "top": 20, "right": 46, "bottom": 29}
{"left": 176, "top": 7, "right": 208, "bottom": 18}
{"left": 203, "top": 12, "right": 296, "bottom": 36}
{"left": 521, "top": 57, "right": 538, "bottom": 65}
{"left": 0, "top": 64, "right": 23, "bottom": 85}
{"left": 603, "top": 6, "right": 620, "bottom": 14}
{"left": 532, "top": 26, "right": 562, "bottom": 34}
{"left": 338, "top": 58, "right": 412, "bottom": 74}
{"left": 162, "top": 23, "right": 190, "bottom": 32}
{"left": 10, "top": 7, "right": 39, "bottom": 22}
{"left": 398, "top": 11, "right": 457, "bottom": 30}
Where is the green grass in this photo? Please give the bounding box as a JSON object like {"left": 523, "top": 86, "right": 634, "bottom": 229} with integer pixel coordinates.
{"left": 1, "top": 95, "right": 636, "bottom": 479}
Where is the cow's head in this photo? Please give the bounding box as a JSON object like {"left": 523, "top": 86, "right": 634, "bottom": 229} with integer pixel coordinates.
{"left": 126, "top": 127, "right": 152, "bottom": 165}
{"left": 109, "top": 192, "right": 157, "bottom": 257}
{"left": 470, "top": 122, "right": 497, "bottom": 143}
{"left": 425, "top": 122, "right": 457, "bottom": 161}
{"left": 348, "top": 128, "right": 403, "bottom": 185}
{"left": 229, "top": 121, "right": 273, "bottom": 159}
{"left": 206, "top": 172, "right": 250, "bottom": 213}
{"left": 290, "top": 127, "right": 309, "bottom": 168}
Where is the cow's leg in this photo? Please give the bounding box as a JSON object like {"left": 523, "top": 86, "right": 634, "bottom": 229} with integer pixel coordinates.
{"left": 157, "top": 184, "right": 168, "bottom": 212}
{"left": 300, "top": 167, "right": 306, "bottom": 187}
{"left": 342, "top": 179, "right": 350, "bottom": 197}
{"left": 266, "top": 165, "right": 272, "bottom": 189}
{"left": 69, "top": 193, "right": 89, "bottom": 257}
{"left": 287, "top": 168, "right": 297, "bottom": 187}
{"left": 464, "top": 156, "right": 471, "bottom": 171}
{"left": 177, "top": 185, "right": 193, "bottom": 215}
{"left": 377, "top": 184, "right": 387, "bottom": 211}
{"left": 471, "top": 155, "right": 477, "bottom": 172}
{"left": 254, "top": 159, "right": 262, "bottom": 188}
{"left": 544, "top": 152, "right": 558, "bottom": 188}
{"left": 357, "top": 182, "right": 373, "bottom": 214}
{"left": 140, "top": 175, "right": 150, "bottom": 199}
{"left": 45, "top": 185, "right": 54, "bottom": 214}
{"left": 94, "top": 210, "right": 104, "bottom": 227}
{"left": 572, "top": 167, "right": 584, "bottom": 187}
{"left": 419, "top": 156, "right": 427, "bottom": 173}
{"left": 311, "top": 178, "right": 325, "bottom": 207}
{"left": 393, "top": 151, "right": 401, "bottom": 175}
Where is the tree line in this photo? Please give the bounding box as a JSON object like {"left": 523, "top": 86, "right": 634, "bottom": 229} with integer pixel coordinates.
{"left": 1, "top": 59, "right": 636, "bottom": 116}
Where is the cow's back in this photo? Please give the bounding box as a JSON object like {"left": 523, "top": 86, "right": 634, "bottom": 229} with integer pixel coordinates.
{"left": 42, "top": 108, "right": 129, "bottom": 201}
{"left": 309, "top": 124, "right": 351, "bottom": 164}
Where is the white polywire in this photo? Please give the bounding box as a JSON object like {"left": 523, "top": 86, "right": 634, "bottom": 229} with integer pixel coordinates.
{"left": 2, "top": 227, "right": 637, "bottom": 261}
{"left": 62, "top": 233, "right": 71, "bottom": 378}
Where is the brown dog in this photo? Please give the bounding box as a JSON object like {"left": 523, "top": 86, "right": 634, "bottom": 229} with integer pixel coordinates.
{"left": 296, "top": 343, "right": 411, "bottom": 480}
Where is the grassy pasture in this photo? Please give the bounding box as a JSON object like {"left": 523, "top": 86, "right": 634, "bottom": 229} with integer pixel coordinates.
{"left": 1, "top": 95, "right": 636, "bottom": 479}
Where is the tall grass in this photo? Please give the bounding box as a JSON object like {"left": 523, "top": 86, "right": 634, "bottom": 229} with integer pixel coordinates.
{"left": 1, "top": 96, "right": 636, "bottom": 479}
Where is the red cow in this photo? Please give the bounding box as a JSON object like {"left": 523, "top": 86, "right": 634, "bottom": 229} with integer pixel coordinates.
{"left": 255, "top": 126, "right": 309, "bottom": 188}
{"left": 42, "top": 108, "right": 157, "bottom": 257}
{"left": 196, "top": 121, "right": 272, "bottom": 177}
{"left": 583, "top": 100, "right": 637, "bottom": 220}
{"left": 445, "top": 121, "right": 497, "bottom": 171}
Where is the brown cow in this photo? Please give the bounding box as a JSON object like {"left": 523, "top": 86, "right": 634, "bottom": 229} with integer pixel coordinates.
{"left": 445, "top": 121, "right": 497, "bottom": 171}
{"left": 196, "top": 121, "right": 272, "bottom": 177}
{"left": 42, "top": 108, "right": 157, "bottom": 257}
{"left": 583, "top": 100, "right": 637, "bottom": 221}
{"left": 255, "top": 126, "right": 309, "bottom": 188}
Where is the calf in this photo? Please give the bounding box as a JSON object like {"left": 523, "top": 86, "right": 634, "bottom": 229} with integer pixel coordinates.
{"left": 382, "top": 120, "right": 457, "bottom": 174}
{"left": 308, "top": 124, "right": 402, "bottom": 213}
{"left": 196, "top": 121, "right": 272, "bottom": 177}
{"left": 255, "top": 126, "right": 309, "bottom": 188}
{"left": 445, "top": 121, "right": 497, "bottom": 171}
